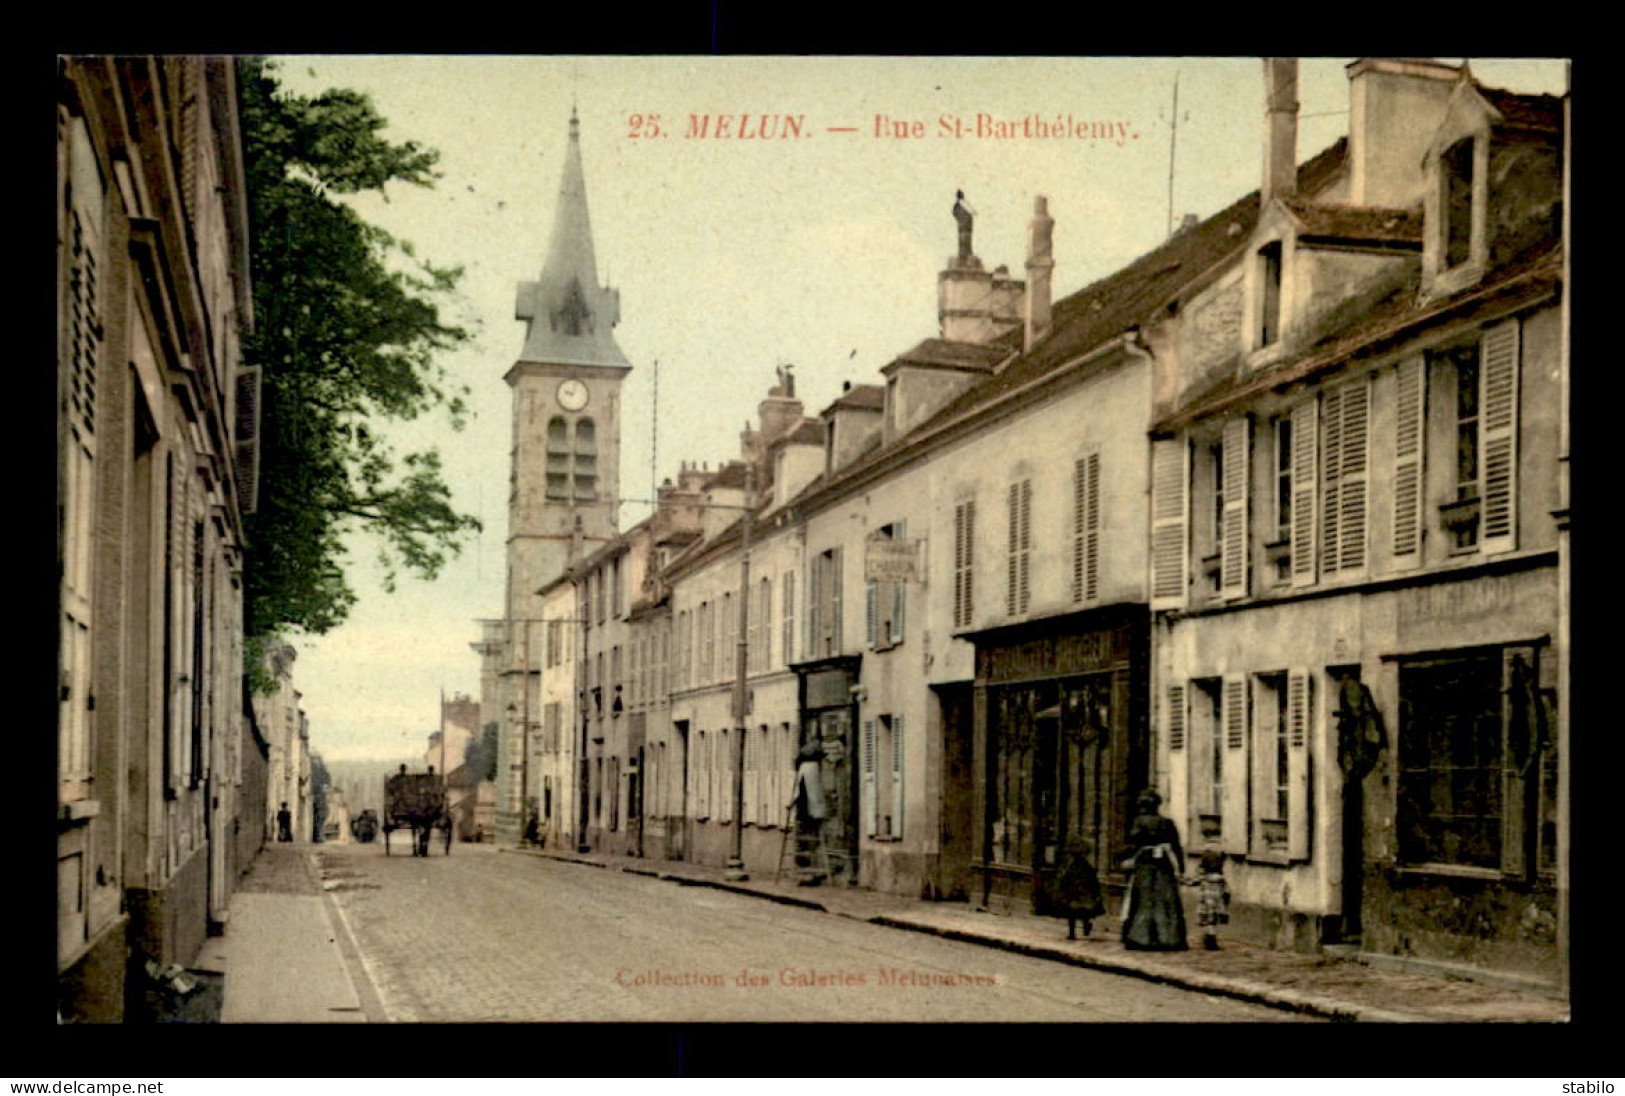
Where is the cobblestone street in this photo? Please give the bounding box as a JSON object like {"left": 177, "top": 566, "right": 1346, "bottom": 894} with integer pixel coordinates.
{"left": 313, "top": 841, "right": 1313, "bottom": 1022}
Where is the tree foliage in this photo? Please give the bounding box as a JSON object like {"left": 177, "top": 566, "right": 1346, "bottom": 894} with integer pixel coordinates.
{"left": 238, "top": 58, "right": 480, "bottom": 642}
{"left": 464, "top": 722, "right": 500, "bottom": 783}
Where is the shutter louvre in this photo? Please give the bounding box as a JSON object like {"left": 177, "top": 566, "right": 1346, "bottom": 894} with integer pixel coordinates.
{"left": 1221, "top": 674, "right": 1249, "bottom": 855}
{"left": 1290, "top": 398, "right": 1319, "bottom": 586}
{"left": 1150, "top": 438, "right": 1189, "bottom": 609}
{"left": 1085, "top": 453, "right": 1100, "bottom": 602}
{"left": 1221, "top": 417, "right": 1251, "bottom": 598}
{"left": 1480, "top": 320, "right": 1521, "bottom": 554}
{"left": 1286, "top": 669, "right": 1311, "bottom": 861}
{"left": 1392, "top": 357, "right": 1426, "bottom": 566}
{"left": 1006, "top": 482, "right": 1020, "bottom": 615}
{"left": 891, "top": 715, "right": 904, "bottom": 840}
{"left": 1019, "top": 480, "right": 1032, "bottom": 613}
{"left": 1339, "top": 380, "right": 1370, "bottom": 572}
{"left": 890, "top": 519, "right": 907, "bottom": 644}
{"left": 1168, "top": 683, "right": 1186, "bottom": 751}
{"left": 862, "top": 718, "right": 878, "bottom": 837}
{"left": 1321, "top": 387, "right": 1343, "bottom": 573}
{"left": 865, "top": 580, "right": 878, "bottom": 648}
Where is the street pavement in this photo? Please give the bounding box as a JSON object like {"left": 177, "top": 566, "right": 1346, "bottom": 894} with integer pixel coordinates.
{"left": 311, "top": 840, "right": 1306, "bottom": 1023}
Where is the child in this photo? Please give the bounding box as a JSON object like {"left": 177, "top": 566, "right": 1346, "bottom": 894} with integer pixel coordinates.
{"left": 1190, "top": 847, "right": 1230, "bottom": 951}
{"left": 1055, "top": 836, "right": 1106, "bottom": 940}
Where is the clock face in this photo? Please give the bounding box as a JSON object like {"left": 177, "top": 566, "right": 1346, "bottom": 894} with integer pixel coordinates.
{"left": 556, "top": 379, "right": 589, "bottom": 412}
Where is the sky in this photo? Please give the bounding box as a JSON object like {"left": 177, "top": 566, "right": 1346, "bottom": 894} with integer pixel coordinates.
{"left": 268, "top": 56, "right": 1568, "bottom": 765}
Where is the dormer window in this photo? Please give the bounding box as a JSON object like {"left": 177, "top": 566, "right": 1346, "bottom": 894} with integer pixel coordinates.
{"left": 1258, "top": 241, "right": 1283, "bottom": 347}
{"left": 1443, "top": 138, "right": 1475, "bottom": 269}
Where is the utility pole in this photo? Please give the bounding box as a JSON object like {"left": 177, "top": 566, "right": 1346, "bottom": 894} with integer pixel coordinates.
{"left": 723, "top": 462, "right": 755, "bottom": 882}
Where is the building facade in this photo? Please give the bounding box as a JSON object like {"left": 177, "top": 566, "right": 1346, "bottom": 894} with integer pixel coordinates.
{"left": 57, "top": 56, "right": 258, "bottom": 1020}
{"left": 1152, "top": 59, "right": 1565, "bottom": 986}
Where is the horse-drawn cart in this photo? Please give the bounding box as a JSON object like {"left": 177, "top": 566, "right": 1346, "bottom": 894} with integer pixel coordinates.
{"left": 383, "top": 769, "right": 452, "bottom": 856}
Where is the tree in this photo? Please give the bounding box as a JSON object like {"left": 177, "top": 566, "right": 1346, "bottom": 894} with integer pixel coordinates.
{"left": 464, "top": 722, "right": 500, "bottom": 783}
{"left": 238, "top": 58, "right": 480, "bottom": 647}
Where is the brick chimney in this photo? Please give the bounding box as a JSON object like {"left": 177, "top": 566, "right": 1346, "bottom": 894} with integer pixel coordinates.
{"left": 1263, "top": 58, "right": 1299, "bottom": 203}
{"left": 1024, "top": 195, "right": 1054, "bottom": 351}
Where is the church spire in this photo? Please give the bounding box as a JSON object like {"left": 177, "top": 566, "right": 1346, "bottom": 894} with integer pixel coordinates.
{"left": 515, "top": 109, "right": 630, "bottom": 367}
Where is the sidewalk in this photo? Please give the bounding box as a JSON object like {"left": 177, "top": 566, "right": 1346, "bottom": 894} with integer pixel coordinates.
{"left": 509, "top": 844, "right": 1569, "bottom": 1024}
{"left": 195, "top": 843, "right": 376, "bottom": 1023}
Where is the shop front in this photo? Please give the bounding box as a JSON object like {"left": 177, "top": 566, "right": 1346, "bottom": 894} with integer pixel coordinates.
{"left": 792, "top": 655, "right": 862, "bottom": 886}
{"left": 969, "top": 606, "right": 1149, "bottom": 915}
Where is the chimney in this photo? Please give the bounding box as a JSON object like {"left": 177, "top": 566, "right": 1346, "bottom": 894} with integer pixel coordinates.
{"left": 1024, "top": 195, "right": 1054, "bottom": 351}
{"left": 1262, "top": 58, "right": 1299, "bottom": 204}
{"left": 1346, "top": 58, "right": 1462, "bottom": 207}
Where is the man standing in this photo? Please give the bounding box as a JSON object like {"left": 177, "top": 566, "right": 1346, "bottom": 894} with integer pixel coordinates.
{"left": 276, "top": 801, "right": 293, "bottom": 843}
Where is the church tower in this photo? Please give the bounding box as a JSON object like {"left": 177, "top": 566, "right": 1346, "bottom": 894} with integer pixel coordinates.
{"left": 505, "top": 108, "right": 631, "bottom": 625}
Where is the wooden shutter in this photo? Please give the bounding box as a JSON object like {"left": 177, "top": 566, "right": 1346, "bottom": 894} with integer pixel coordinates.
{"left": 806, "top": 556, "right": 820, "bottom": 657}
{"left": 891, "top": 715, "right": 905, "bottom": 840}
{"left": 1321, "top": 386, "right": 1343, "bottom": 573}
{"left": 1392, "top": 357, "right": 1426, "bottom": 567}
{"left": 865, "top": 580, "right": 878, "bottom": 648}
{"left": 1019, "top": 480, "right": 1032, "bottom": 613}
{"left": 1150, "top": 438, "right": 1189, "bottom": 609}
{"left": 1286, "top": 669, "right": 1312, "bottom": 861}
{"left": 1168, "top": 683, "right": 1186, "bottom": 751}
{"left": 1072, "top": 454, "right": 1100, "bottom": 603}
{"left": 1167, "top": 683, "right": 1188, "bottom": 849}
{"left": 1221, "top": 416, "right": 1251, "bottom": 598}
{"left": 1006, "top": 482, "right": 1021, "bottom": 615}
{"left": 889, "top": 521, "right": 906, "bottom": 644}
{"left": 830, "top": 548, "right": 843, "bottom": 653}
{"left": 954, "top": 500, "right": 976, "bottom": 628}
{"left": 719, "top": 730, "right": 731, "bottom": 823}
{"left": 1480, "top": 320, "right": 1521, "bottom": 555}
{"left": 1289, "top": 398, "right": 1319, "bottom": 587}
{"left": 1338, "top": 379, "right": 1370, "bottom": 572}
{"left": 862, "top": 718, "right": 878, "bottom": 837}
{"left": 781, "top": 571, "right": 795, "bottom": 666}
{"left": 1221, "top": 674, "right": 1249, "bottom": 855}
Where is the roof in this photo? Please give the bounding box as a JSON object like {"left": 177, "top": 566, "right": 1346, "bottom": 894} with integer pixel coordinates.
{"left": 1280, "top": 199, "right": 1423, "bottom": 247}
{"left": 769, "top": 418, "right": 825, "bottom": 447}
{"left": 515, "top": 110, "right": 631, "bottom": 369}
{"left": 1155, "top": 240, "right": 1561, "bottom": 433}
{"left": 882, "top": 337, "right": 1007, "bottom": 374}
{"left": 921, "top": 139, "right": 1349, "bottom": 428}
{"left": 1477, "top": 85, "right": 1564, "bottom": 133}
{"left": 823, "top": 384, "right": 885, "bottom": 414}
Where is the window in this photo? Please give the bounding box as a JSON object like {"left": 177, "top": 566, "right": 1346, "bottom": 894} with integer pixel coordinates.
{"left": 545, "top": 417, "right": 571, "bottom": 501}
{"left": 574, "top": 418, "right": 598, "bottom": 501}
{"left": 1071, "top": 455, "right": 1100, "bottom": 604}
{"left": 866, "top": 522, "right": 907, "bottom": 649}
{"left": 953, "top": 499, "right": 976, "bottom": 628}
{"left": 1443, "top": 138, "right": 1474, "bottom": 270}
{"left": 1397, "top": 646, "right": 1553, "bottom": 874}
{"left": 1187, "top": 678, "right": 1224, "bottom": 844}
{"left": 808, "top": 547, "right": 843, "bottom": 658}
{"left": 1273, "top": 418, "right": 1293, "bottom": 543}
{"left": 1252, "top": 673, "right": 1303, "bottom": 860}
{"left": 1005, "top": 479, "right": 1032, "bottom": 616}
{"left": 1259, "top": 240, "right": 1283, "bottom": 347}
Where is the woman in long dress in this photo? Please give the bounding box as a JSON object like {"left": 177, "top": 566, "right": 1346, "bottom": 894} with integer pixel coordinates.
{"left": 1120, "top": 789, "right": 1188, "bottom": 951}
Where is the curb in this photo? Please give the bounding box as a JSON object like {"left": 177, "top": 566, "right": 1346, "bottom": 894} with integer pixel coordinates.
{"left": 506, "top": 846, "right": 1431, "bottom": 1023}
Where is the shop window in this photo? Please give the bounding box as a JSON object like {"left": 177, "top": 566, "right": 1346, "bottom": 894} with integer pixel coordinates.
{"left": 1397, "top": 645, "right": 1553, "bottom": 875}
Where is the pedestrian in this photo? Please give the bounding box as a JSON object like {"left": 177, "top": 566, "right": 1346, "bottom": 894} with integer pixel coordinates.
{"left": 1055, "top": 835, "right": 1106, "bottom": 940}
{"left": 1189, "top": 846, "right": 1230, "bottom": 951}
{"left": 276, "top": 802, "right": 293, "bottom": 844}
{"left": 792, "top": 742, "right": 827, "bottom": 885}
{"left": 1118, "top": 789, "right": 1188, "bottom": 951}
